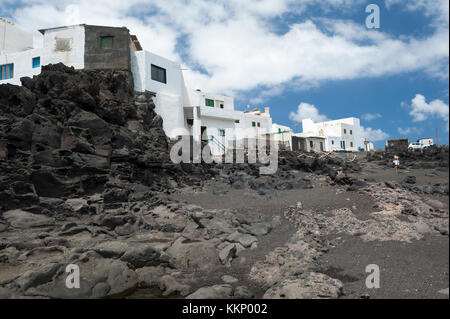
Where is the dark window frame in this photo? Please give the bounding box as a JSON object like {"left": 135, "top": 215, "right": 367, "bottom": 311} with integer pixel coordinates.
{"left": 151, "top": 64, "right": 167, "bottom": 84}
{"left": 32, "top": 57, "right": 40, "bottom": 69}
{"left": 219, "top": 129, "right": 225, "bottom": 137}
{"left": 205, "top": 98, "right": 215, "bottom": 107}
{"left": 0, "top": 63, "right": 14, "bottom": 80}
{"left": 55, "top": 38, "right": 71, "bottom": 52}
{"left": 100, "top": 36, "right": 114, "bottom": 49}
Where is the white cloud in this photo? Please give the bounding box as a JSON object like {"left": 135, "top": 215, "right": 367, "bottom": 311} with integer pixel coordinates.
{"left": 407, "top": 94, "right": 449, "bottom": 132}
{"left": 361, "top": 126, "right": 389, "bottom": 141}
{"left": 397, "top": 127, "right": 423, "bottom": 135}
{"left": 5, "top": 0, "right": 448, "bottom": 97}
{"left": 361, "top": 113, "right": 382, "bottom": 121}
{"left": 289, "top": 102, "right": 329, "bottom": 123}
{"left": 409, "top": 94, "right": 449, "bottom": 122}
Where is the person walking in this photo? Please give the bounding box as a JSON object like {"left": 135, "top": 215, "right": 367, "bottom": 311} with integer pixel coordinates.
{"left": 393, "top": 154, "right": 400, "bottom": 174}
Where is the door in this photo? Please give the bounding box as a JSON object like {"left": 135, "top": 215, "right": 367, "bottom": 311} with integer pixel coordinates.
{"left": 201, "top": 126, "right": 207, "bottom": 142}
{"left": 320, "top": 142, "right": 324, "bottom": 151}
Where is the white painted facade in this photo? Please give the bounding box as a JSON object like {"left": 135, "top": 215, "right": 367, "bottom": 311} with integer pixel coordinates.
{"left": 1, "top": 18, "right": 33, "bottom": 55}
{"left": 40, "top": 25, "right": 85, "bottom": 69}
{"left": 301, "top": 117, "right": 365, "bottom": 152}
{"left": 1, "top": 23, "right": 85, "bottom": 86}
{"left": 271, "top": 123, "right": 293, "bottom": 150}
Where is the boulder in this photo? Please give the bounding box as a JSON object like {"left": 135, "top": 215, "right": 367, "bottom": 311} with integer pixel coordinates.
{"left": 166, "top": 238, "right": 220, "bottom": 271}
{"left": 226, "top": 231, "right": 258, "bottom": 248}
{"left": 186, "top": 284, "right": 233, "bottom": 299}
{"left": 263, "top": 273, "right": 343, "bottom": 299}
{"left": 3, "top": 209, "right": 54, "bottom": 228}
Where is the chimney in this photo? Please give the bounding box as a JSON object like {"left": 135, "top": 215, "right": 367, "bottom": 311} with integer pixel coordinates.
{"left": 264, "top": 106, "right": 270, "bottom": 115}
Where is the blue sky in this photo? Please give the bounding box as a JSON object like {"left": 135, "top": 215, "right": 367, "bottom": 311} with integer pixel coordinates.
{"left": 1, "top": 0, "right": 449, "bottom": 147}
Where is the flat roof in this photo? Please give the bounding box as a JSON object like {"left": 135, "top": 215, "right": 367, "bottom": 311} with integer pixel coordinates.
{"left": 38, "top": 24, "right": 129, "bottom": 35}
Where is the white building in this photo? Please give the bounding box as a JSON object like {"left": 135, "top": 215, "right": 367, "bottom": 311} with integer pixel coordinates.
{"left": 1, "top": 19, "right": 41, "bottom": 85}
{"left": 0, "top": 21, "right": 281, "bottom": 156}
{"left": 270, "top": 123, "right": 293, "bottom": 150}
{"left": 300, "top": 117, "right": 365, "bottom": 152}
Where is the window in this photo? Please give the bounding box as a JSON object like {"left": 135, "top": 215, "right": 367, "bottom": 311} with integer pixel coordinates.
{"left": 0, "top": 63, "right": 14, "bottom": 80}
{"left": 151, "top": 64, "right": 167, "bottom": 84}
{"left": 309, "top": 141, "right": 314, "bottom": 148}
{"left": 257, "top": 122, "right": 261, "bottom": 127}
{"left": 331, "top": 140, "right": 334, "bottom": 145}
{"left": 350, "top": 142, "right": 354, "bottom": 147}
{"left": 32, "top": 57, "right": 40, "bottom": 69}
{"left": 278, "top": 128, "right": 281, "bottom": 133}
{"left": 100, "top": 36, "right": 114, "bottom": 49}
{"left": 205, "top": 99, "right": 214, "bottom": 107}
{"left": 220, "top": 103, "right": 224, "bottom": 109}
{"left": 252, "top": 121, "right": 256, "bottom": 127}
{"left": 55, "top": 38, "right": 71, "bottom": 52}
{"left": 219, "top": 129, "right": 225, "bottom": 137}
{"left": 344, "top": 129, "right": 347, "bottom": 134}
{"left": 350, "top": 130, "right": 353, "bottom": 135}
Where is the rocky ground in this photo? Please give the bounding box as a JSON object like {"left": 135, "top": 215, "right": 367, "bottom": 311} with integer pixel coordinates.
{"left": 0, "top": 65, "right": 448, "bottom": 299}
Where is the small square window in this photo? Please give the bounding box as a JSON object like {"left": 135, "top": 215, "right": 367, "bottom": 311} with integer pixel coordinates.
{"left": 350, "top": 130, "right": 353, "bottom": 135}
{"left": 220, "top": 104, "right": 224, "bottom": 109}
{"left": 219, "top": 129, "right": 225, "bottom": 137}
{"left": 0, "top": 63, "right": 14, "bottom": 80}
{"left": 205, "top": 99, "right": 214, "bottom": 107}
{"left": 151, "top": 64, "right": 167, "bottom": 84}
{"left": 100, "top": 36, "right": 114, "bottom": 49}
{"left": 252, "top": 121, "right": 256, "bottom": 127}
{"left": 344, "top": 129, "right": 347, "bottom": 134}
{"left": 55, "top": 38, "right": 71, "bottom": 52}
{"left": 350, "top": 142, "right": 354, "bottom": 147}
{"left": 257, "top": 122, "right": 261, "bottom": 127}
{"left": 32, "top": 57, "right": 40, "bottom": 68}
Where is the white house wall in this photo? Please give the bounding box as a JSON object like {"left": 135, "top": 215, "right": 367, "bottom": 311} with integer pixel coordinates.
{"left": 236, "top": 113, "right": 272, "bottom": 140}
{"left": 302, "top": 117, "right": 365, "bottom": 152}
{"left": 0, "top": 21, "right": 33, "bottom": 54}
{"left": 131, "top": 50, "right": 186, "bottom": 138}
{"left": 201, "top": 117, "right": 236, "bottom": 155}
{"left": 41, "top": 25, "right": 85, "bottom": 69}
{"left": 0, "top": 48, "right": 42, "bottom": 85}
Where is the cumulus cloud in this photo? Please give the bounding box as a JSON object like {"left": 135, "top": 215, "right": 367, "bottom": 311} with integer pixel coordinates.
{"left": 289, "top": 102, "right": 329, "bottom": 123}
{"left": 361, "top": 126, "right": 389, "bottom": 141}
{"left": 361, "top": 113, "right": 382, "bottom": 121}
{"left": 409, "top": 94, "right": 449, "bottom": 122}
{"left": 2, "top": 0, "right": 448, "bottom": 96}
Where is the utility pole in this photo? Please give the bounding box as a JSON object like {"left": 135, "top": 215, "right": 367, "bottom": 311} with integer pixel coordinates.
{"left": 436, "top": 128, "right": 439, "bottom": 146}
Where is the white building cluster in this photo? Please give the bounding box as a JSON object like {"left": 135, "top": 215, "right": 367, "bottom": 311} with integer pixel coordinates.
{"left": 296, "top": 117, "right": 372, "bottom": 152}
{"left": 1, "top": 20, "right": 378, "bottom": 154}
{"left": 0, "top": 20, "right": 294, "bottom": 155}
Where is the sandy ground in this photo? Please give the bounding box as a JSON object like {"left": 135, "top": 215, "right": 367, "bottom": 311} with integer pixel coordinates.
{"left": 170, "top": 159, "right": 449, "bottom": 299}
